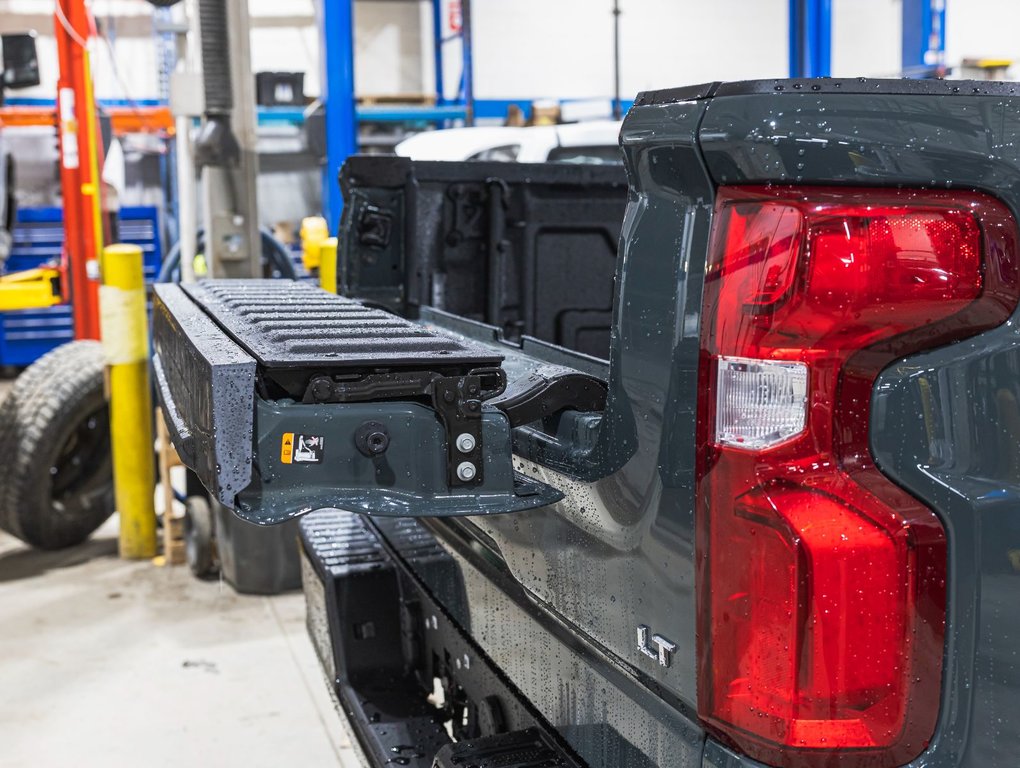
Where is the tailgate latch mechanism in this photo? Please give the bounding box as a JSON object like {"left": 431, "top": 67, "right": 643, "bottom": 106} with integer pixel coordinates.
{"left": 301, "top": 366, "right": 507, "bottom": 488}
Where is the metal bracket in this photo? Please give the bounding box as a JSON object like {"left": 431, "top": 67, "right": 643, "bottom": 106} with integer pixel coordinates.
{"left": 301, "top": 366, "right": 506, "bottom": 490}
{"left": 431, "top": 375, "right": 484, "bottom": 488}
{"left": 428, "top": 367, "right": 505, "bottom": 488}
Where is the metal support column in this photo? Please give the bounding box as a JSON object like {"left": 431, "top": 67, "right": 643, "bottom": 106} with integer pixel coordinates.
{"left": 902, "top": 0, "right": 946, "bottom": 76}
{"left": 612, "top": 0, "right": 622, "bottom": 120}
{"left": 199, "top": 0, "right": 261, "bottom": 279}
{"left": 789, "top": 0, "right": 832, "bottom": 78}
{"left": 54, "top": 0, "right": 106, "bottom": 340}
{"left": 461, "top": 0, "right": 475, "bottom": 126}
{"left": 319, "top": 0, "right": 358, "bottom": 234}
{"left": 432, "top": 0, "right": 445, "bottom": 104}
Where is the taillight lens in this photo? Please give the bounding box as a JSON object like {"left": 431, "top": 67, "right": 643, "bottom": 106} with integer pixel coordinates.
{"left": 696, "top": 187, "right": 1020, "bottom": 767}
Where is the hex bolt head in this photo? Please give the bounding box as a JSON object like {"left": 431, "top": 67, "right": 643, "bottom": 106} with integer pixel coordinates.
{"left": 456, "top": 461, "right": 477, "bottom": 482}
{"left": 455, "top": 433, "right": 476, "bottom": 453}
{"left": 311, "top": 378, "right": 332, "bottom": 401}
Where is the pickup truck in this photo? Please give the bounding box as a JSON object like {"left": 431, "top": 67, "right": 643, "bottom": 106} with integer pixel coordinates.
{"left": 152, "top": 78, "right": 1020, "bottom": 768}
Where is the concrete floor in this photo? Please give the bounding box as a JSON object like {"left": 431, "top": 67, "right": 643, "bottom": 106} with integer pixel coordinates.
{"left": 0, "top": 520, "right": 366, "bottom": 768}
{"left": 0, "top": 379, "right": 365, "bottom": 768}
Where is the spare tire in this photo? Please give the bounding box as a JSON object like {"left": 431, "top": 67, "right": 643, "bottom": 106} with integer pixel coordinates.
{"left": 0, "top": 341, "right": 114, "bottom": 549}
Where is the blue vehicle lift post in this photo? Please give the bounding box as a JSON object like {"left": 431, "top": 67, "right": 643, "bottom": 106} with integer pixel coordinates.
{"left": 789, "top": 0, "right": 832, "bottom": 78}
{"left": 319, "top": 0, "right": 358, "bottom": 233}
{"left": 902, "top": 0, "right": 946, "bottom": 76}
{"left": 319, "top": 0, "right": 475, "bottom": 231}
{"left": 432, "top": 0, "right": 445, "bottom": 105}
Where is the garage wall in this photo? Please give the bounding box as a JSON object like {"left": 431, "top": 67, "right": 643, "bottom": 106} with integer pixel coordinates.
{"left": 0, "top": 0, "right": 158, "bottom": 102}
{"left": 946, "top": 0, "right": 1020, "bottom": 69}
{"left": 1, "top": 0, "right": 1019, "bottom": 104}
{"left": 832, "top": 0, "right": 902, "bottom": 78}
{"left": 463, "top": 0, "right": 789, "bottom": 100}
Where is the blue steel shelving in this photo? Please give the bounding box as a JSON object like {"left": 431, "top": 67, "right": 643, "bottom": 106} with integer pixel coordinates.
{"left": 789, "top": 0, "right": 948, "bottom": 79}
{"left": 789, "top": 0, "right": 832, "bottom": 78}
{"left": 0, "top": 207, "right": 163, "bottom": 367}
{"left": 902, "top": 0, "right": 947, "bottom": 76}
{"left": 319, "top": 0, "right": 477, "bottom": 231}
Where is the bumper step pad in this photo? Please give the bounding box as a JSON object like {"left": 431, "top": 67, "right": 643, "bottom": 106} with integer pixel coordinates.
{"left": 434, "top": 729, "right": 576, "bottom": 768}
{"left": 299, "top": 509, "right": 585, "bottom": 768}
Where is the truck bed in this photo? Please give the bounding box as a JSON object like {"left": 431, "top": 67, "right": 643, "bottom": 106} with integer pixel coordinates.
{"left": 339, "top": 156, "right": 627, "bottom": 359}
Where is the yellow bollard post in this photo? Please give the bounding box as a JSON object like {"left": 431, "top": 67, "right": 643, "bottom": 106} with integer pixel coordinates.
{"left": 319, "top": 236, "right": 338, "bottom": 294}
{"left": 300, "top": 215, "right": 329, "bottom": 273}
{"left": 100, "top": 244, "right": 157, "bottom": 559}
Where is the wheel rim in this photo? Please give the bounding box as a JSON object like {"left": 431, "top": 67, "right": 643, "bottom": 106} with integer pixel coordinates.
{"left": 49, "top": 405, "right": 112, "bottom": 503}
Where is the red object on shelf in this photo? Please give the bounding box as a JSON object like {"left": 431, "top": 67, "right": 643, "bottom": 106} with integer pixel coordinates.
{"left": 696, "top": 187, "right": 1020, "bottom": 767}
{"left": 447, "top": 0, "right": 463, "bottom": 33}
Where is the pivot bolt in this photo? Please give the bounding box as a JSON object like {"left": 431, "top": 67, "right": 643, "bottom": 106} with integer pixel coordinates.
{"left": 455, "top": 433, "right": 476, "bottom": 453}
{"left": 355, "top": 421, "right": 390, "bottom": 457}
{"left": 456, "top": 461, "right": 477, "bottom": 482}
{"left": 311, "top": 377, "right": 332, "bottom": 401}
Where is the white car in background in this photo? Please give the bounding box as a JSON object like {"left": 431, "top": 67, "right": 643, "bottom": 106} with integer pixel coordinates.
{"left": 395, "top": 120, "right": 623, "bottom": 164}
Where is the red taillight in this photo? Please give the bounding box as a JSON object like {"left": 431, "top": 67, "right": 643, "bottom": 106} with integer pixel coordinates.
{"left": 696, "top": 187, "right": 1020, "bottom": 767}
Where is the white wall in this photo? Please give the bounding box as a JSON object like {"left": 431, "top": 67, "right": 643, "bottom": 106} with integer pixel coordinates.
{"left": 946, "top": 0, "right": 1020, "bottom": 71}
{"left": 3, "top": 0, "right": 1020, "bottom": 105}
{"left": 0, "top": 0, "right": 158, "bottom": 101}
{"left": 832, "top": 0, "right": 902, "bottom": 78}
{"left": 461, "top": 0, "right": 789, "bottom": 101}
{"left": 352, "top": 1, "right": 427, "bottom": 95}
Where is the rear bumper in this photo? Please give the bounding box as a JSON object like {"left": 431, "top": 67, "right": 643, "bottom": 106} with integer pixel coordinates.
{"left": 299, "top": 509, "right": 586, "bottom": 768}
{"left": 300, "top": 509, "right": 711, "bottom": 768}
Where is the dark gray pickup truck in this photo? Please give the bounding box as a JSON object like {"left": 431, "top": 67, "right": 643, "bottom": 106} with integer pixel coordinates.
{"left": 152, "top": 79, "right": 1020, "bottom": 768}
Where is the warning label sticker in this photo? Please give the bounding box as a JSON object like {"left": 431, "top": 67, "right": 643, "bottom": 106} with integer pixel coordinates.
{"left": 281, "top": 432, "right": 324, "bottom": 464}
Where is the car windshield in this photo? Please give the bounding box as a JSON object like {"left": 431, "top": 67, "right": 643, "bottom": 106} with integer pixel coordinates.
{"left": 468, "top": 144, "right": 521, "bottom": 162}
{"left": 546, "top": 145, "right": 623, "bottom": 165}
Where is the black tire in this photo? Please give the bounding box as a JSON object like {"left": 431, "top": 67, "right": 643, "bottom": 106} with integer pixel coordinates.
{"left": 184, "top": 495, "right": 217, "bottom": 578}
{"left": 0, "top": 341, "right": 114, "bottom": 549}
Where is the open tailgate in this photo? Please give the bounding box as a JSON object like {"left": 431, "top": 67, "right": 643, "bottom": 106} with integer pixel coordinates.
{"left": 151, "top": 280, "right": 608, "bottom": 524}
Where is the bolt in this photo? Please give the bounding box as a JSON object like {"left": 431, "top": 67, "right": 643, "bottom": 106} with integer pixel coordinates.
{"left": 455, "top": 433, "right": 476, "bottom": 453}
{"left": 311, "top": 378, "right": 332, "bottom": 401}
{"left": 456, "top": 462, "right": 477, "bottom": 482}
{"left": 443, "top": 390, "right": 455, "bottom": 403}
{"left": 366, "top": 431, "right": 388, "bottom": 454}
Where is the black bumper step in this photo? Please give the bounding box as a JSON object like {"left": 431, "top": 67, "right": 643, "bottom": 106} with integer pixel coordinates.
{"left": 299, "top": 509, "right": 586, "bottom": 768}
{"left": 434, "top": 729, "right": 577, "bottom": 768}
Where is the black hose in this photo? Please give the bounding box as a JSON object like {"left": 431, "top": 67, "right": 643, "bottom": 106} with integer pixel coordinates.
{"left": 156, "top": 229, "right": 298, "bottom": 283}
